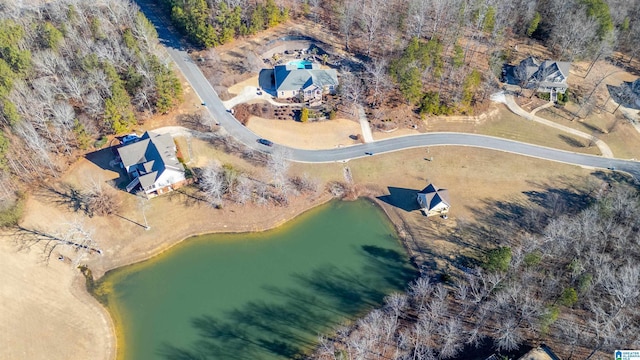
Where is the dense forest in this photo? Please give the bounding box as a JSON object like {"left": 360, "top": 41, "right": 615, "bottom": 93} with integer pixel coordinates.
{"left": 0, "top": 0, "right": 182, "bottom": 220}
{"left": 311, "top": 184, "right": 640, "bottom": 359}
{"left": 161, "top": 0, "right": 289, "bottom": 47}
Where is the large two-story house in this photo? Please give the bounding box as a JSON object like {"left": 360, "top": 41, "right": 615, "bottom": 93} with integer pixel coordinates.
{"left": 274, "top": 62, "right": 338, "bottom": 102}
{"left": 514, "top": 56, "right": 570, "bottom": 100}
{"left": 117, "top": 131, "right": 187, "bottom": 198}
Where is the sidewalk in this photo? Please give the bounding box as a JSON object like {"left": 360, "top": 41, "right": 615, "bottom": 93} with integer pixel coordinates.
{"left": 357, "top": 105, "right": 374, "bottom": 143}
{"left": 496, "top": 92, "right": 613, "bottom": 158}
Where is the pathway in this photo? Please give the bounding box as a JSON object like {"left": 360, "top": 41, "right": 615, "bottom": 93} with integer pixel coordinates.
{"left": 498, "top": 92, "right": 614, "bottom": 158}
{"left": 357, "top": 105, "right": 374, "bottom": 143}
{"left": 530, "top": 100, "right": 554, "bottom": 116}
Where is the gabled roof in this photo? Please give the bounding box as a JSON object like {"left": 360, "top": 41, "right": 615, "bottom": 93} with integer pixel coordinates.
{"left": 611, "top": 78, "right": 640, "bottom": 108}
{"left": 517, "top": 56, "right": 541, "bottom": 80}
{"left": 418, "top": 184, "right": 450, "bottom": 210}
{"left": 274, "top": 63, "right": 338, "bottom": 92}
{"left": 515, "top": 56, "right": 569, "bottom": 88}
{"left": 630, "top": 78, "right": 640, "bottom": 95}
{"left": 117, "top": 131, "right": 184, "bottom": 190}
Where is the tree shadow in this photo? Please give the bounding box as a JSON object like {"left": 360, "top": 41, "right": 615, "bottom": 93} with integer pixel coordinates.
{"left": 558, "top": 134, "right": 586, "bottom": 148}
{"left": 159, "top": 243, "right": 417, "bottom": 360}
{"left": 36, "top": 183, "right": 88, "bottom": 215}
{"left": 576, "top": 120, "right": 604, "bottom": 134}
{"left": 377, "top": 187, "right": 421, "bottom": 212}
{"left": 453, "top": 175, "right": 602, "bottom": 258}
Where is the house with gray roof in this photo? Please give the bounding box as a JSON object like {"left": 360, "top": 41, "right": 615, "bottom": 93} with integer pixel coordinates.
{"left": 274, "top": 62, "right": 338, "bottom": 101}
{"left": 514, "top": 56, "right": 570, "bottom": 100}
{"left": 117, "top": 131, "right": 187, "bottom": 197}
{"left": 416, "top": 184, "right": 450, "bottom": 217}
{"left": 609, "top": 78, "right": 640, "bottom": 109}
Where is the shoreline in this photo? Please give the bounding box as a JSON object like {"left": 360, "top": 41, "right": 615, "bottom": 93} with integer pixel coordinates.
{"left": 86, "top": 192, "right": 335, "bottom": 360}
{"left": 97, "top": 195, "right": 415, "bottom": 360}
{"left": 89, "top": 192, "right": 335, "bottom": 281}
{"left": 89, "top": 192, "right": 421, "bottom": 360}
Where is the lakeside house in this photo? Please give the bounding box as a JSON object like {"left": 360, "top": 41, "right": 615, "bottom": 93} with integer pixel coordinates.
{"left": 117, "top": 131, "right": 187, "bottom": 198}
{"left": 416, "top": 184, "right": 450, "bottom": 217}
{"left": 274, "top": 62, "right": 338, "bottom": 102}
{"left": 514, "top": 56, "right": 570, "bottom": 101}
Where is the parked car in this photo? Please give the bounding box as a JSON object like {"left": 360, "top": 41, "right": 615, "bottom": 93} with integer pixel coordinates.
{"left": 257, "top": 138, "right": 273, "bottom": 147}
{"left": 121, "top": 133, "right": 139, "bottom": 145}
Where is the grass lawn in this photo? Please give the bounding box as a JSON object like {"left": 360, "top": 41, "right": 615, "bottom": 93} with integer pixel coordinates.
{"left": 538, "top": 106, "right": 640, "bottom": 159}
{"left": 423, "top": 106, "right": 601, "bottom": 155}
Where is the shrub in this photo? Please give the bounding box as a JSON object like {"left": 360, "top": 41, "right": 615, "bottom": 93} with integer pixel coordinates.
{"left": 94, "top": 135, "right": 108, "bottom": 149}
{"left": 539, "top": 305, "right": 559, "bottom": 335}
{"left": 527, "top": 12, "right": 541, "bottom": 37}
{"left": 328, "top": 109, "right": 336, "bottom": 120}
{"left": 523, "top": 251, "right": 542, "bottom": 266}
{"left": 559, "top": 287, "right": 578, "bottom": 307}
{"left": 483, "top": 246, "right": 512, "bottom": 272}
{"left": 0, "top": 192, "right": 25, "bottom": 228}
{"left": 537, "top": 92, "right": 550, "bottom": 101}
{"left": 300, "top": 107, "right": 309, "bottom": 122}
{"left": 556, "top": 90, "right": 570, "bottom": 105}
{"left": 578, "top": 273, "right": 593, "bottom": 293}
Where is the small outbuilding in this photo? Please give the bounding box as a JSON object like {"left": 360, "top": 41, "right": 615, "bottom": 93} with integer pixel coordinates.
{"left": 416, "top": 184, "right": 450, "bottom": 217}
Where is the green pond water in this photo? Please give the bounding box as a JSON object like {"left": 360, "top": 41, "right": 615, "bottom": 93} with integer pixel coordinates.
{"left": 102, "top": 200, "right": 417, "bottom": 360}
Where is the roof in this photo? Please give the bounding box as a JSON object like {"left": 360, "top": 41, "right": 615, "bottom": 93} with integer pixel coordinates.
{"left": 274, "top": 63, "right": 338, "bottom": 92}
{"left": 518, "top": 345, "right": 561, "bottom": 360}
{"left": 117, "top": 131, "right": 184, "bottom": 190}
{"left": 630, "top": 78, "right": 640, "bottom": 95}
{"left": 515, "top": 56, "right": 569, "bottom": 88}
{"left": 608, "top": 79, "right": 640, "bottom": 108}
{"left": 417, "top": 184, "right": 450, "bottom": 210}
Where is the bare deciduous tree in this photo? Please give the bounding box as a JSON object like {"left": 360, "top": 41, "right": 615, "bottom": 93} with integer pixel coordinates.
{"left": 267, "top": 147, "right": 291, "bottom": 193}
{"left": 200, "top": 162, "right": 224, "bottom": 208}
{"left": 83, "top": 177, "right": 121, "bottom": 216}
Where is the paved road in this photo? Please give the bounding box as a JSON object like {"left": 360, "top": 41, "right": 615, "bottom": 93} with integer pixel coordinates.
{"left": 137, "top": 1, "right": 640, "bottom": 180}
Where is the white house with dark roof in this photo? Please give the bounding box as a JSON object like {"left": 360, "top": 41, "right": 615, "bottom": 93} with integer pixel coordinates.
{"left": 416, "top": 184, "right": 450, "bottom": 217}
{"left": 514, "top": 56, "right": 570, "bottom": 99}
{"left": 117, "top": 131, "right": 187, "bottom": 197}
{"left": 274, "top": 63, "right": 338, "bottom": 101}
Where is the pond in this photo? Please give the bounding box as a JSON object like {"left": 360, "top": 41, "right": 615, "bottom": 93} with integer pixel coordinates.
{"left": 101, "top": 200, "right": 417, "bottom": 360}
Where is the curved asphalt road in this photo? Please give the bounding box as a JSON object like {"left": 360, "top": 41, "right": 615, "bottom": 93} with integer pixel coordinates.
{"left": 137, "top": 1, "right": 640, "bottom": 180}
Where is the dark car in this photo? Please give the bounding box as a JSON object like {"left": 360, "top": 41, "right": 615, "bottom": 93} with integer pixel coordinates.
{"left": 257, "top": 138, "right": 273, "bottom": 147}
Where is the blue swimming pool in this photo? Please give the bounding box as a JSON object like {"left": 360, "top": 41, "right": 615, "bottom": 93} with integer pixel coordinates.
{"left": 288, "top": 60, "right": 314, "bottom": 69}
